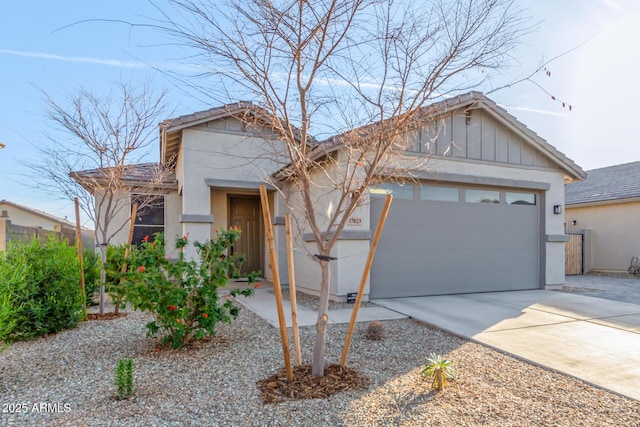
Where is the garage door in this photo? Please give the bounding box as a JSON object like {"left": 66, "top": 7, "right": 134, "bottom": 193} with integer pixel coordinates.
{"left": 370, "top": 183, "right": 540, "bottom": 298}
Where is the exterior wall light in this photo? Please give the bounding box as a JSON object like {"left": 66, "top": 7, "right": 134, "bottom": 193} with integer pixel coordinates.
{"left": 553, "top": 205, "right": 562, "bottom": 214}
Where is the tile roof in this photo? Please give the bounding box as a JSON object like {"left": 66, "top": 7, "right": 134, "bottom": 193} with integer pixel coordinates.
{"left": 71, "top": 162, "right": 177, "bottom": 190}
{"left": 162, "top": 101, "right": 256, "bottom": 130}
{"left": 565, "top": 161, "right": 640, "bottom": 205}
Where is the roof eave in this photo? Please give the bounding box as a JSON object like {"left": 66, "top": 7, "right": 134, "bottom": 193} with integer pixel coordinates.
{"left": 566, "top": 195, "right": 640, "bottom": 208}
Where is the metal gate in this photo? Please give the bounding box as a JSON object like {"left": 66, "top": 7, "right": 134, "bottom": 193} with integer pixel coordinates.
{"left": 565, "top": 233, "right": 583, "bottom": 275}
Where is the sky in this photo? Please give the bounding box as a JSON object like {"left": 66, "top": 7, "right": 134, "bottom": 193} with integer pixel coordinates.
{"left": 1, "top": 0, "right": 640, "bottom": 228}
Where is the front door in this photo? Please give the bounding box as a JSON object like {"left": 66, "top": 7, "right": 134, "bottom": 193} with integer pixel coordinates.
{"left": 229, "top": 196, "right": 263, "bottom": 275}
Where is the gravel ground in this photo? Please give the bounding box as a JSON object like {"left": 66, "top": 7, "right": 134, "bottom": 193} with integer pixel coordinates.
{"left": 1, "top": 299, "right": 640, "bottom": 427}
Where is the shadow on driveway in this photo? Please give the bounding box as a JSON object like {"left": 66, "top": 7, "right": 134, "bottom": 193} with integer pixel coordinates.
{"left": 373, "top": 289, "right": 640, "bottom": 401}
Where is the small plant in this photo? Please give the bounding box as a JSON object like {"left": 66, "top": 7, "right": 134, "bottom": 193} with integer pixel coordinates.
{"left": 365, "top": 320, "right": 385, "bottom": 341}
{"left": 105, "top": 244, "right": 130, "bottom": 314}
{"left": 114, "top": 358, "right": 134, "bottom": 399}
{"left": 82, "top": 248, "right": 101, "bottom": 307}
{"left": 421, "top": 353, "right": 455, "bottom": 391}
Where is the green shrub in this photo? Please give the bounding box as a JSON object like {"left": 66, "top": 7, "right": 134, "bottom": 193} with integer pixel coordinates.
{"left": 0, "top": 250, "right": 28, "bottom": 344}
{"left": 114, "top": 358, "right": 135, "bottom": 399}
{"left": 105, "top": 243, "right": 129, "bottom": 313}
{"left": 0, "top": 236, "right": 84, "bottom": 343}
{"left": 123, "top": 231, "right": 258, "bottom": 348}
{"left": 82, "top": 248, "right": 101, "bottom": 306}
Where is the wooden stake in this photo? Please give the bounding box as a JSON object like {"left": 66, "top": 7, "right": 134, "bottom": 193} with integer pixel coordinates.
{"left": 74, "top": 197, "right": 86, "bottom": 312}
{"left": 123, "top": 204, "right": 138, "bottom": 266}
{"left": 340, "top": 194, "right": 393, "bottom": 367}
{"left": 259, "top": 185, "right": 293, "bottom": 381}
{"left": 114, "top": 204, "right": 138, "bottom": 315}
{"left": 285, "top": 213, "right": 302, "bottom": 366}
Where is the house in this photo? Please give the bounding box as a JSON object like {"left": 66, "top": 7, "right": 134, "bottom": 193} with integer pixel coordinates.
{"left": 0, "top": 199, "right": 94, "bottom": 251}
{"left": 73, "top": 92, "right": 585, "bottom": 301}
{"left": 565, "top": 161, "right": 640, "bottom": 273}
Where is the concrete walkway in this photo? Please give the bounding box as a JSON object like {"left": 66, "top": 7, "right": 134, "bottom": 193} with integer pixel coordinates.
{"left": 235, "top": 288, "right": 407, "bottom": 328}
{"left": 373, "top": 290, "right": 640, "bottom": 401}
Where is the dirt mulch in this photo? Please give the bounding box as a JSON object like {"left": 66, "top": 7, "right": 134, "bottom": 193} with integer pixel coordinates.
{"left": 258, "top": 364, "right": 370, "bottom": 403}
{"left": 85, "top": 312, "right": 128, "bottom": 321}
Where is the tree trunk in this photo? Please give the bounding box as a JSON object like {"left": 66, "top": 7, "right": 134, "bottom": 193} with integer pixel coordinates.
{"left": 99, "top": 244, "right": 107, "bottom": 315}
{"left": 312, "top": 259, "right": 331, "bottom": 376}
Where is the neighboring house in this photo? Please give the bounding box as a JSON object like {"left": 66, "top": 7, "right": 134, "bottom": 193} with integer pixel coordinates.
{"left": 565, "top": 161, "right": 640, "bottom": 273}
{"left": 0, "top": 199, "right": 94, "bottom": 251}
{"left": 72, "top": 92, "right": 585, "bottom": 301}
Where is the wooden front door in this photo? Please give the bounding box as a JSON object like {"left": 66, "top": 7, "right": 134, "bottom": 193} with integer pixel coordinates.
{"left": 229, "top": 196, "right": 263, "bottom": 275}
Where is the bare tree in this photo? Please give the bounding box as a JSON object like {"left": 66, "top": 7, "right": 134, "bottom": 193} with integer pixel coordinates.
{"left": 32, "top": 80, "right": 170, "bottom": 315}
{"left": 157, "top": 0, "right": 527, "bottom": 376}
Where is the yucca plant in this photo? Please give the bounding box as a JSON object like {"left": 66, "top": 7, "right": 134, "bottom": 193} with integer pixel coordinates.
{"left": 114, "top": 358, "right": 135, "bottom": 399}
{"left": 421, "top": 353, "right": 455, "bottom": 391}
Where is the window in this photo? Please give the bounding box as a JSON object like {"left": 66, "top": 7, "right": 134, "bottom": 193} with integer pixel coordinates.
{"left": 369, "top": 183, "right": 414, "bottom": 199}
{"left": 420, "top": 186, "right": 459, "bottom": 202}
{"left": 131, "top": 194, "right": 165, "bottom": 245}
{"left": 465, "top": 189, "right": 500, "bottom": 204}
{"left": 506, "top": 192, "right": 536, "bottom": 206}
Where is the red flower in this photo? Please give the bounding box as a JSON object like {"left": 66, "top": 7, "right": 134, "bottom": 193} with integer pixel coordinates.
{"left": 233, "top": 225, "right": 239, "bottom": 231}
{"left": 143, "top": 235, "right": 149, "bottom": 242}
{"left": 138, "top": 266, "right": 145, "bottom": 272}
{"left": 168, "top": 305, "right": 177, "bottom": 311}
{"left": 202, "top": 313, "right": 208, "bottom": 318}
{"left": 182, "top": 235, "right": 187, "bottom": 239}
{"left": 255, "top": 283, "right": 261, "bottom": 289}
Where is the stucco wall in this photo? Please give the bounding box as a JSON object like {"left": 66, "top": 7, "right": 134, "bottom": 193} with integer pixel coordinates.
{"left": 93, "top": 189, "right": 131, "bottom": 246}
{"left": 566, "top": 201, "right": 640, "bottom": 272}
{"left": 178, "top": 126, "right": 286, "bottom": 259}
{"left": 164, "top": 191, "right": 181, "bottom": 258}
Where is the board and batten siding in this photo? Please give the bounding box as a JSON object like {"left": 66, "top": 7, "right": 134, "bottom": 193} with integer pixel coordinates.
{"left": 407, "top": 109, "right": 551, "bottom": 168}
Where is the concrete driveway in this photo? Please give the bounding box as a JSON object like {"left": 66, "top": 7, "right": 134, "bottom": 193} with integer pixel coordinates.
{"left": 373, "top": 288, "right": 640, "bottom": 401}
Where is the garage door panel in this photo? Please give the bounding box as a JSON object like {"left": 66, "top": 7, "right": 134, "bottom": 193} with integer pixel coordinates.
{"left": 370, "top": 188, "right": 540, "bottom": 298}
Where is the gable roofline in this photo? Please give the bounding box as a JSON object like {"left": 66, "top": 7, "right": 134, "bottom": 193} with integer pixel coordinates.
{"left": 0, "top": 199, "right": 86, "bottom": 230}
{"left": 300, "top": 91, "right": 585, "bottom": 182}
{"left": 158, "top": 92, "right": 585, "bottom": 182}
{"left": 160, "top": 102, "right": 310, "bottom": 164}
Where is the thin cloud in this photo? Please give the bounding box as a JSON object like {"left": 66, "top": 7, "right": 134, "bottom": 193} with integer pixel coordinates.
{"left": 599, "top": 0, "right": 625, "bottom": 13}
{"left": 497, "top": 103, "right": 567, "bottom": 118}
{"left": 0, "top": 48, "right": 148, "bottom": 68}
